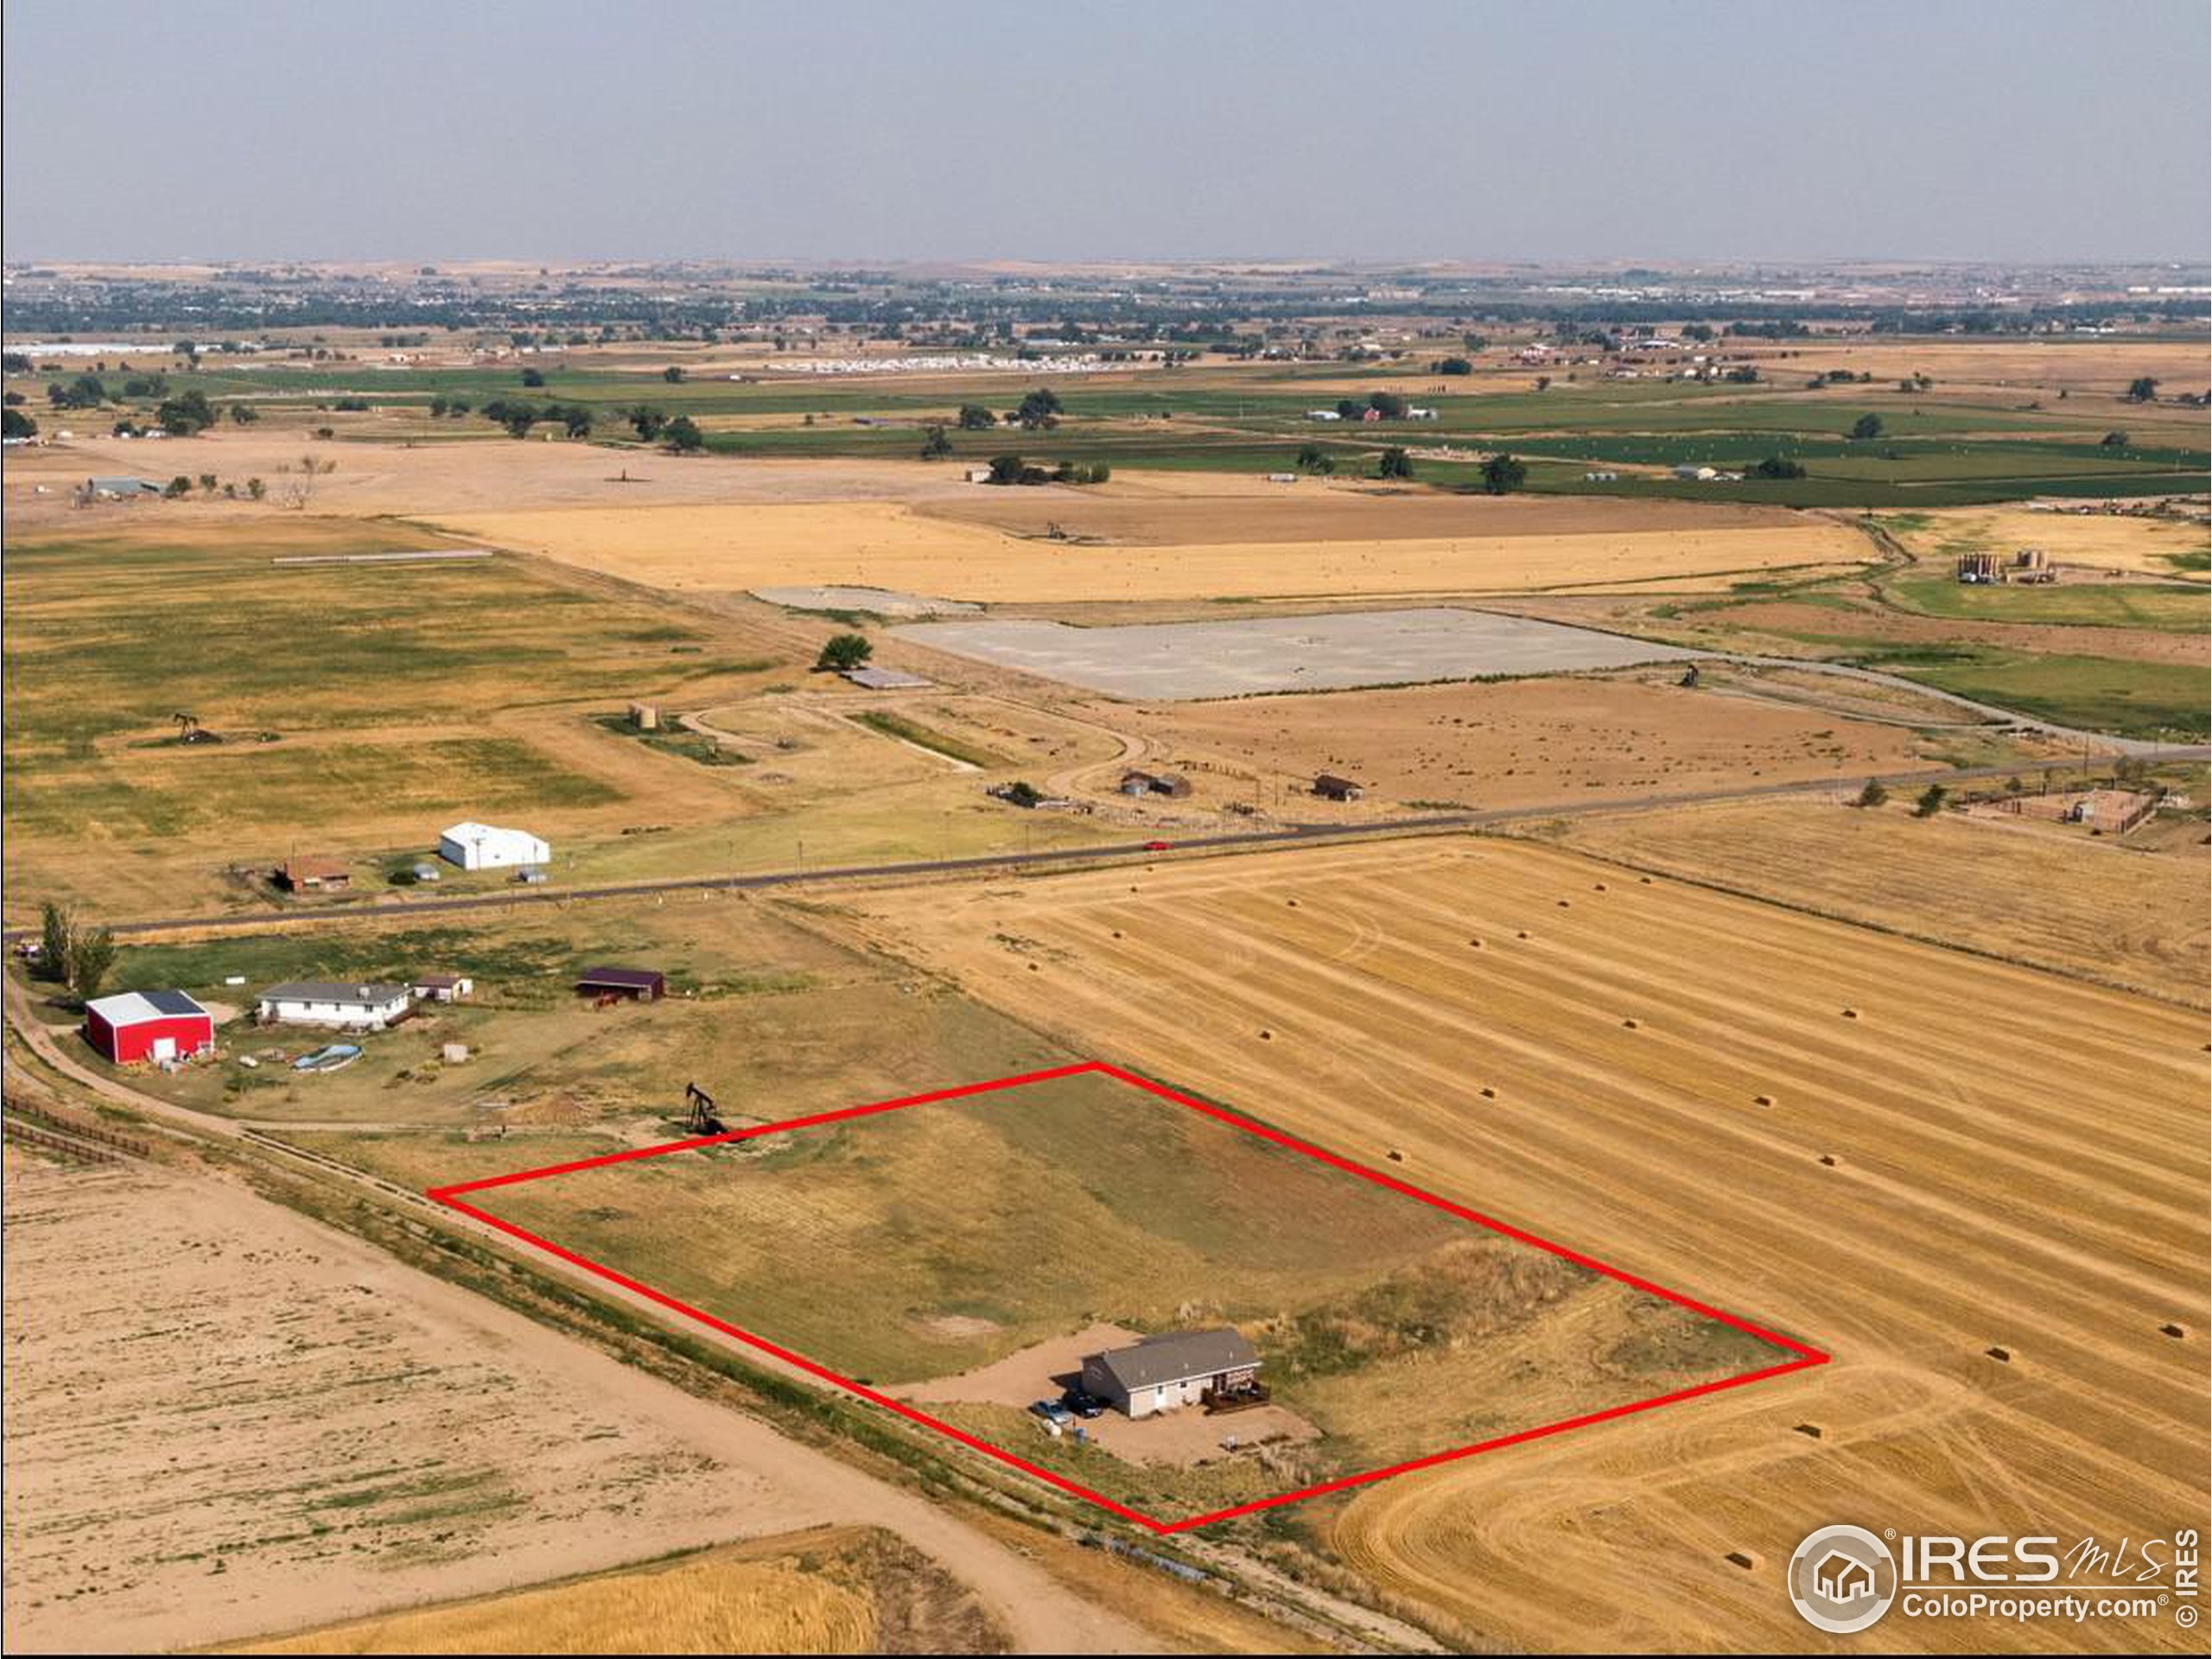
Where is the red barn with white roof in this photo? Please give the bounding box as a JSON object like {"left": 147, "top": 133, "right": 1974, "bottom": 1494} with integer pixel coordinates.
{"left": 83, "top": 990, "right": 215, "bottom": 1064}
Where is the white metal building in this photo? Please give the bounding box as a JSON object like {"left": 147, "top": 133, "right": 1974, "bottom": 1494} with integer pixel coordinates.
{"left": 438, "top": 821, "right": 549, "bottom": 871}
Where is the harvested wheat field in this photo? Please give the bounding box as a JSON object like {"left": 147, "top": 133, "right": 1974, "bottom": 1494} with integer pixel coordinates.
{"left": 221, "top": 1526, "right": 1005, "bottom": 1655}
{"left": 1110, "top": 671, "right": 1930, "bottom": 811}
{"left": 1540, "top": 792, "right": 2211, "bottom": 1007}
{"left": 432, "top": 500, "right": 1870, "bottom": 606}
{"left": 843, "top": 838, "right": 2209, "bottom": 1651}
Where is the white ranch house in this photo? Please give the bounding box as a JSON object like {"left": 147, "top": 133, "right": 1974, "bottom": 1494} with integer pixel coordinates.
{"left": 256, "top": 982, "right": 412, "bottom": 1030}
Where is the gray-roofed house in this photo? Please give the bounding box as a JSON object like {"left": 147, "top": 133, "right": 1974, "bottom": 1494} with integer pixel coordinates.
{"left": 1078, "top": 1328, "right": 1262, "bottom": 1419}
{"left": 85, "top": 476, "right": 162, "bottom": 499}
{"left": 256, "top": 981, "right": 412, "bottom": 1030}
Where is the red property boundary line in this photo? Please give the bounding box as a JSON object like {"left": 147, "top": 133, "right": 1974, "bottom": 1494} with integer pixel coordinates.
{"left": 427, "top": 1059, "right": 1829, "bottom": 1534}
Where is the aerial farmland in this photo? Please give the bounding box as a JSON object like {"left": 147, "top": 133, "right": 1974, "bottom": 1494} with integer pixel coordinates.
{"left": 4, "top": 5, "right": 2209, "bottom": 1653}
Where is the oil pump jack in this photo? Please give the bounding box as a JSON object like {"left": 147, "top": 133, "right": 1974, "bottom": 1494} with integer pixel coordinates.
{"left": 683, "top": 1081, "right": 725, "bottom": 1136}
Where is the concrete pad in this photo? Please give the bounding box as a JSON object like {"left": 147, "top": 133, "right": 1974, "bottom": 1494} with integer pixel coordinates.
{"left": 754, "top": 584, "right": 981, "bottom": 617}
{"left": 892, "top": 607, "right": 1701, "bottom": 700}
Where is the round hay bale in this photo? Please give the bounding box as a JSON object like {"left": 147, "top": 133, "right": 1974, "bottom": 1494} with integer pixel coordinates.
{"left": 1386, "top": 1148, "right": 1404, "bottom": 1162}
{"left": 1468, "top": 937, "right": 1483, "bottom": 948}
{"left": 1623, "top": 1018, "right": 1640, "bottom": 1029}
{"left": 1516, "top": 930, "right": 1530, "bottom": 940}
{"left": 1478, "top": 1085, "right": 1497, "bottom": 1100}
{"left": 1841, "top": 1007, "right": 1860, "bottom": 1020}
{"left": 1753, "top": 1093, "right": 1776, "bottom": 1107}
{"left": 1259, "top": 1028, "right": 1274, "bottom": 1040}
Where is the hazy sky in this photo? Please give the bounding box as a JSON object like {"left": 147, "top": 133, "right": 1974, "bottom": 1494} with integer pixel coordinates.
{"left": 6, "top": 0, "right": 2207, "bottom": 264}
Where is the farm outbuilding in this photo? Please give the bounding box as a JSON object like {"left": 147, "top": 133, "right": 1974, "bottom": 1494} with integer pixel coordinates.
{"left": 83, "top": 989, "right": 215, "bottom": 1065}
{"left": 438, "top": 821, "right": 549, "bottom": 871}
{"left": 257, "top": 982, "right": 411, "bottom": 1030}
{"left": 275, "top": 856, "right": 350, "bottom": 893}
{"left": 410, "top": 973, "right": 474, "bottom": 1003}
{"left": 1313, "top": 773, "right": 1364, "bottom": 802}
{"left": 1079, "top": 1329, "right": 1262, "bottom": 1419}
{"left": 575, "top": 966, "right": 666, "bottom": 1001}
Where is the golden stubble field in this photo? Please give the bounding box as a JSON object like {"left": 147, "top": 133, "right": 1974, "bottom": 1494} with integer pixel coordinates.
{"left": 1541, "top": 791, "right": 2211, "bottom": 1007}
{"left": 429, "top": 498, "right": 1871, "bottom": 606}
{"left": 842, "top": 837, "right": 2209, "bottom": 1652}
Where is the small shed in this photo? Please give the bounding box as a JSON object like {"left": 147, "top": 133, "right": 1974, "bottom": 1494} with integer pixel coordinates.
{"left": 84, "top": 989, "right": 215, "bottom": 1065}
{"left": 1313, "top": 773, "right": 1364, "bottom": 802}
{"left": 410, "top": 973, "right": 474, "bottom": 1003}
{"left": 1120, "top": 769, "right": 1192, "bottom": 799}
{"left": 576, "top": 966, "right": 666, "bottom": 1001}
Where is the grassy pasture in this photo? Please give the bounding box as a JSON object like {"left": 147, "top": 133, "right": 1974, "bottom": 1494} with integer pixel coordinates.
{"left": 2, "top": 525, "right": 754, "bottom": 753}
{"left": 1878, "top": 575, "right": 2208, "bottom": 632}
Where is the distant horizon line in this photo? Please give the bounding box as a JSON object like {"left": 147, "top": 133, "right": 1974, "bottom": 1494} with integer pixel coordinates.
{"left": 6, "top": 253, "right": 2209, "bottom": 273}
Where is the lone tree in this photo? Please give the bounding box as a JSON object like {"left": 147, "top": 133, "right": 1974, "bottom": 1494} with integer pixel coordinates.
{"left": 1853, "top": 778, "right": 1889, "bottom": 808}
{"left": 1913, "top": 783, "right": 1948, "bottom": 818}
{"left": 3, "top": 406, "right": 36, "bottom": 439}
{"left": 1751, "top": 454, "right": 1806, "bottom": 480}
{"left": 36, "top": 901, "right": 73, "bottom": 982}
{"left": 956, "top": 403, "right": 997, "bottom": 429}
{"left": 1376, "top": 446, "right": 1415, "bottom": 480}
{"left": 919, "top": 423, "right": 953, "bottom": 460}
{"left": 1294, "top": 442, "right": 1335, "bottom": 475}
{"left": 987, "top": 453, "right": 1027, "bottom": 485}
{"left": 815, "top": 632, "right": 873, "bottom": 672}
{"left": 1849, "top": 413, "right": 1885, "bottom": 441}
{"left": 2125, "top": 376, "right": 2159, "bottom": 403}
{"left": 2101, "top": 429, "right": 2130, "bottom": 448}
{"left": 66, "top": 926, "right": 116, "bottom": 1002}
{"left": 1016, "top": 387, "right": 1062, "bottom": 429}
{"left": 1480, "top": 452, "right": 1527, "bottom": 494}
{"left": 629, "top": 406, "right": 667, "bottom": 442}
{"left": 663, "top": 415, "right": 704, "bottom": 452}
